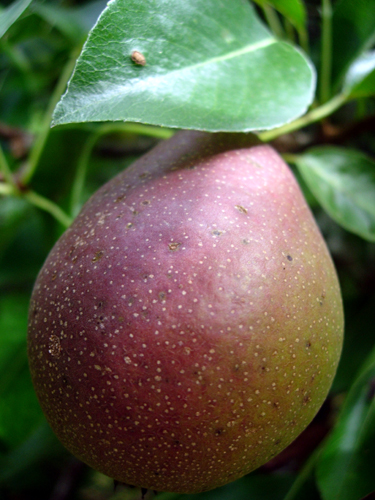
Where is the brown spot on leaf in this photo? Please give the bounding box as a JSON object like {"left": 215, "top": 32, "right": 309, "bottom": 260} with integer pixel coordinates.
{"left": 131, "top": 50, "right": 146, "bottom": 66}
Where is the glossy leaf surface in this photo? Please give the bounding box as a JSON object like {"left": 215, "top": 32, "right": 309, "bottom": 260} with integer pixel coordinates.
{"left": 331, "top": 0, "right": 375, "bottom": 90}
{"left": 316, "top": 347, "right": 375, "bottom": 500}
{"left": 0, "top": 0, "right": 31, "bottom": 38}
{"left": 296, "top": 147, "right": 375, "bottom": 242}
{"left": 52, "top": 0, "right": 315, "bottom": 131}
{"left": 344, "top": 51, "right": 375, "bottom": 98}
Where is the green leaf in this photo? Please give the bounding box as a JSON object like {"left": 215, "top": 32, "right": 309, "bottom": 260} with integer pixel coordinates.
{"left": 0, "top": 421, "right": 65, "bottom": 485}
{"left": 316, "top": 346, "right": 375, "bottom": 500}
{"left": 334, "top": 296, "right": 375, "bottom": 394}
{"left": 73, "top": 0, "right": 109, "bottom": 33}
{"left": 0, "top": 293, "right": 28, "bottom": 370}
{"left": 52, "top": 0, "right": 315, "bottom": 132}
{"left": 331, "top": 0, "right": 375, "bottom": 90}
{"left": 0, "top": 293, "right": 44, "bottom": 449}
{"left": 344, "top": 51, "right": 375, "bottom": 98}
{"left": 156, "top": 471, "right": 294, "bottom": 500}
{"left": 31, "top": 2, "right": 87, "bottom": 43}
{"left": 32, "top": 0, "right": 107, "bottom": 43}
{"left": 295, "top": 147, "right": 375, "bottom": 242}
{"left": 253, "top": 0, "right": 306, "bottom": 32}
{"left": 0, "top": 0, "right": 32, "bottom": 38}
{"left": 0, "top": 197, "right": 29, "bottom": 259}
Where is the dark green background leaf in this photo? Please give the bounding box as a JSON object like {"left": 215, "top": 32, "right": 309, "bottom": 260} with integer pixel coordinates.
{"left": 296, "top": 147, "right": 375, "bottom": 242}
{"left": 0, "top": 293, "right": 44, "bottom": 449}
{"left": 156, "top": 472, "right": 294, "bottom": 500}
{"left": 331, "top": 0, "right": 375, "bottom": 90}
{"left": 0, "top": 0, "right": 32, "bottom": 38}
{"left": 316, "top": 347, "right": 375, "bottom": 500}
{"left": 344, "top": 51, "right": 375, "bottom": 98}
{"left": 253, "top": 0, "right": 306, "bottom": 32}
{"left": 2, "top": 0, "right": 375, "bottom": 498}
{"left": 32, "top": 2, "right": 87, "bottom": 43}
{"left": 32, "top": 0, "right": 107, "bottom": 43}
{"left": 52, "top": 0, "right": 315, "bottom": 131}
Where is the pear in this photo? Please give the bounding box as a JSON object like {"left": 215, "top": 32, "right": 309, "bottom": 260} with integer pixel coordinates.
{"left": 28, "top": 131, "right": 343, "bottom": 493}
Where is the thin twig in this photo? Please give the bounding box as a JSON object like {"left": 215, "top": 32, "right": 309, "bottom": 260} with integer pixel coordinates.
{"left": 24, "top": 190, "right": 72, "bottom": 227}
{"left": 70, "top": 132, "right": 98, "bottom": 217}
{"left": 70, "top": 123, "right": 174, "bottom": 217}
{"left": 298, "top": 26, "right": 309, "bottom": 54}
{"left": 0, "top": 183, "right": 14, "bottom": 195}
{"left": 262, "top": 4, "right": 285, "bottom": 39}
{"left": 257, "top": 92, "right": 347, "bottom": 142}
{"left": 22, "top": 49, "right": 79, "bottom": 184}
{"left": 319, "top": 0, "right": 333, "bottom": 103}
{"left": 0, "top": 143, "right": 18, "bottom": 190}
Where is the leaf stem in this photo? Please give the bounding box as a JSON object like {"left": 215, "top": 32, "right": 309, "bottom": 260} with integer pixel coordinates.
{"left": 0, "top": 143, "right": 18, "bottom": 190}
{"left": 111, "top": 123, "right": 174, "bottom": 140}
{"left": 257, "top": 92, "right": 347, "bottom": 142}
{"left": 21, "top": 49, "right": 79, "bottom": 185}
{"left": 70, "top": 132, "right": 99, "bottom": 217}
{"left": 70, "top": 123, "right": 174, "bottom": 217}
{"left": 319, "top": 0, "right": 333, "bottom": 103}
{"left": 262, "top": 4, "right": 284, "bottom": 39}
{"left": 298, "top": 26, "right": 309, "bottom": 55}
{"left": 281, "top": 153, "right": 300, "bottom": 165}
{"left": 0, "top": 146, "right": 72, "bottom": 225}
{"left": 284, "top": 18, "right": 296, "bottom": 44}
{"left": 0, "top": 183, "right": 14, "bottom": 195}
{"left": 23, "top": 190, "right": 73, "bottom": 228}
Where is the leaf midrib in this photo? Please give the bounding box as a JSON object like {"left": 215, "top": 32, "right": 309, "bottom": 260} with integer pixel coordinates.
{"left": 304, "top": 160, "right": 375, "bottom": 216}
{"left": 54, "top": 37, "right": 277, "bottom": 123}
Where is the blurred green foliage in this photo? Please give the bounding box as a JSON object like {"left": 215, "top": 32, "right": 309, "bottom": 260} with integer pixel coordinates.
{"left": 0, "top": 1, "right": 375, "bottom": 500}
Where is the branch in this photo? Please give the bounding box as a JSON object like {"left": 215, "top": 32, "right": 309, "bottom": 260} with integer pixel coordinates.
{"left": 258, "top": 93, "right": 347, "bottom": 142}
{"left": 24, "top": 190, "right": 73, "bottom": 228}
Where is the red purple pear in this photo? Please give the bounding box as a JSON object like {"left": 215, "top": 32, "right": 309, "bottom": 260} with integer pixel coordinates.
{"left": 28, "top": 131, "right": 343, "bottom": 493}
